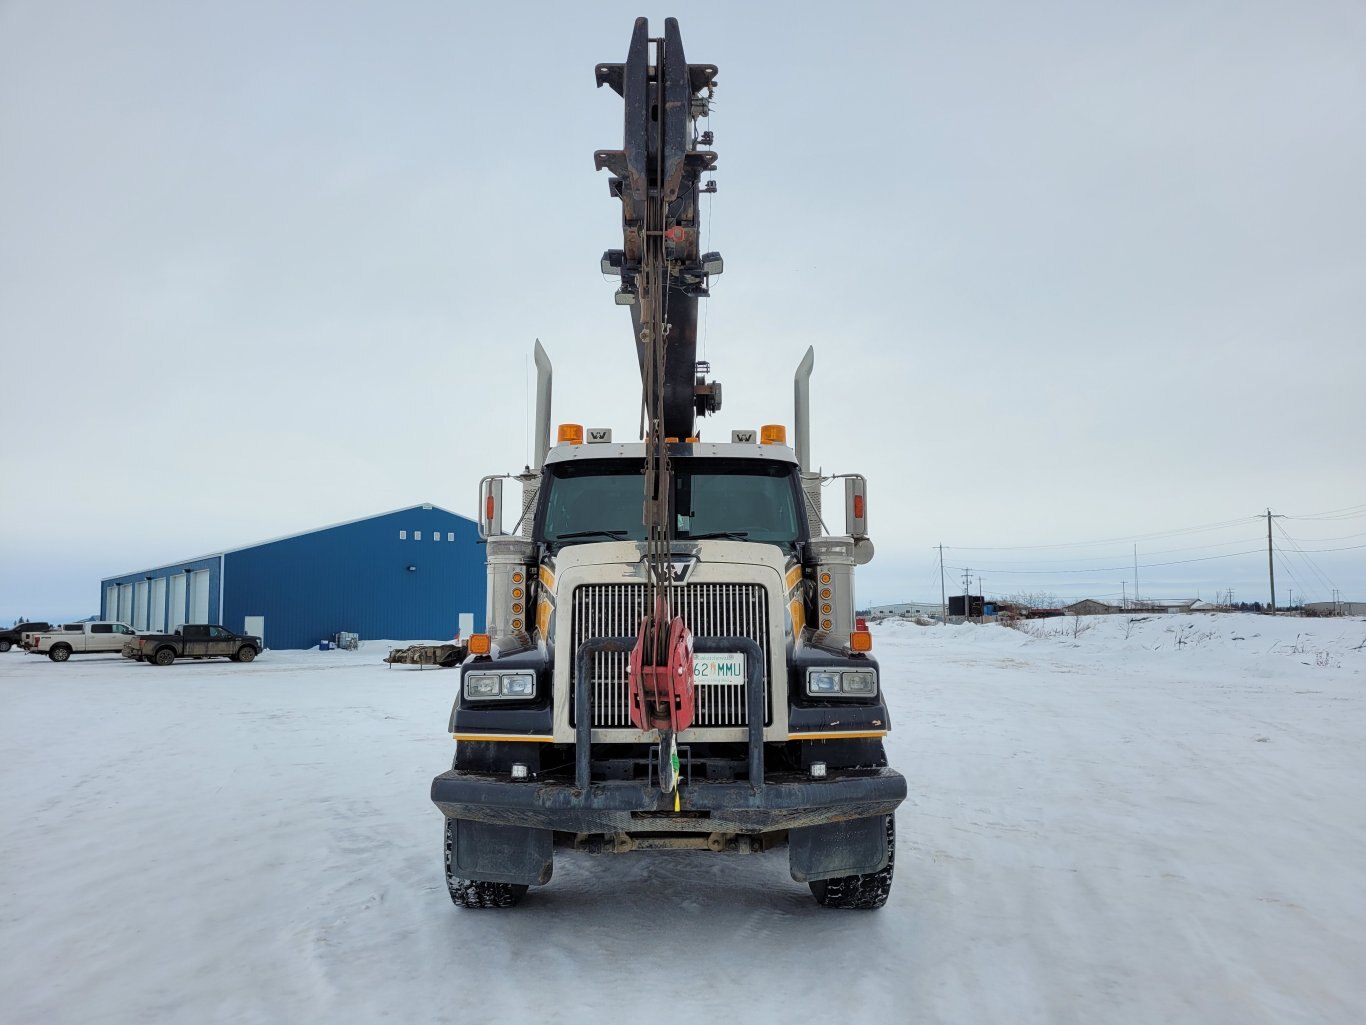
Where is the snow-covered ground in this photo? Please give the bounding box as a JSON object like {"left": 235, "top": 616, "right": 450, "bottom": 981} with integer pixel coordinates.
{"left": 2, "top": 614, "right": 1363, "bottom": 1024}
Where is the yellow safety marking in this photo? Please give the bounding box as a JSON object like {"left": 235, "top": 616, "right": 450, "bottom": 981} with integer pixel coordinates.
{"left": 785, "top": 565, "right": 803, "bottom": 592}
{"left": 450, "top": 732, "right": 551, "bottom": 743}
{"left": 789, "top": 599, "right": 806, "bottom": 636}
{"left": 539, "top": 565, "right": 555, "bottom": 590}
{"left": 536, "top": 597, "right": 553, "bottom": 638}
{"left": 674, "top": 791, "right": 681, "bottom": 812}
{"left": 788, "top": 730, "right": 889, "bottom": 740}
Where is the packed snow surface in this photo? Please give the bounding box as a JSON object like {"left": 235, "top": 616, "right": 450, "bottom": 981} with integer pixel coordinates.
{"left": 3, "top": 614, "right": 1364, "bottom": 1024}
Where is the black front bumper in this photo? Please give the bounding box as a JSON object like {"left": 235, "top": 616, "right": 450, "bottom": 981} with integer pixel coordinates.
{"left": 431, "top": 766, "right": 906, "bottom": 834}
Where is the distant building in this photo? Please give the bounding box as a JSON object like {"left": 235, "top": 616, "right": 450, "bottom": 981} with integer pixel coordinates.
{"left": 1303, "top": 600, "right": 1366, "bottom": 617}
{"left": 100, "top": 504, "right": 484, "bottom": 650}
{"left": 865, "top": 601, "right": 945, "bottom": 619}
{"left": 1063, "top": 599, "right": 1121, "bottom": 616}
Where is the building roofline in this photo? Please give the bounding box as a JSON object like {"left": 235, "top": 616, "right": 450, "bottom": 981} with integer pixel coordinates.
{"left": 102, "top": 503, "right": 470, "bottom": 582}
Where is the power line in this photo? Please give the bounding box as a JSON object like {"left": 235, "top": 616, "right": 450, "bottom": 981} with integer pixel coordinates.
{"left": 943, "top": 515, "right": 1260, "bottom": 552}
{"left": 946, "top": 548, "right": 1263, "bottom": 575}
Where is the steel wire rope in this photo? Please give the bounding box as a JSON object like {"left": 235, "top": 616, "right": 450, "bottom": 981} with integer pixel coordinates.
{"left": 1274, "top": 521, "right": 1340, "bottom": 595}
{"left": 1272, "top": 549, "right": 1314, "bottom": 604}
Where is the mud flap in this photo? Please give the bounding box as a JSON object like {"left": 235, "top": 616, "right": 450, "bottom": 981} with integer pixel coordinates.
{"left": 788, "top": 815, "right": 889, "bottom": 883}
{"left": 450, "top": 819, "right": 553, "bottom": 886}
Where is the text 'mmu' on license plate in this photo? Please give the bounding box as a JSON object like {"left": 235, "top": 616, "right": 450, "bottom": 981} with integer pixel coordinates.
{"left": 693, "top": 652, "right": 745, "bottom": 683}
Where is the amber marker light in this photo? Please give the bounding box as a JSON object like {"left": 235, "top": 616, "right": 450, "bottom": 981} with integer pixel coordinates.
{"left": 760, "top": 424, "right": 787, "bottom": 445}
{"left": 557, "top": 424, "right": 584, "bottom": 445}
{"left": 468, "top": 634, "right": 491, "bottom": 655}
{"left": 850, "top": 631, "right": 873, "bottom": 653}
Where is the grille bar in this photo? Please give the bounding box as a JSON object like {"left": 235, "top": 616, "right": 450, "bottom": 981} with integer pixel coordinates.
{"left": 570, "top": 583, "right": 771, "bottom": 728}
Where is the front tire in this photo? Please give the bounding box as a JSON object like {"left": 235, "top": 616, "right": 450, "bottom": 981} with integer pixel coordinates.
{"left": 444, "top": 820, "right": 527, "bottom": 909}
{"left": 236, "top": 646, "right": 257, "bottom": 663}
{"left": 808, "top": 815, "right": 896, "bottom": 910}
{"left": 153, "top": 647, "right": 176, "bottom": 666}
{"left": 0, "top": 639, "right": 11, "bottom": 653}
{"left": 48, "top": 644, "right": 72, "bottom": 663}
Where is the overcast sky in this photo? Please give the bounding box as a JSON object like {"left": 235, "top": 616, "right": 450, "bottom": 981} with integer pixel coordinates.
{"left": 2, "top": 0, "right": 1364, "bottom": 623}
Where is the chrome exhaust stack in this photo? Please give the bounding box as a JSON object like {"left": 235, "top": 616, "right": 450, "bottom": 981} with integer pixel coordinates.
{"left": 794, "top": 346, "right": 823, "bottom": 538}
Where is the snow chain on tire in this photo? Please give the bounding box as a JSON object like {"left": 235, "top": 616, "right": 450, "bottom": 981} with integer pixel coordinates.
{"left": 443, "top": 820, "right": 528, "bottom": 909}
{"left": 809, "top": 814, "right": 896, "bottom": 910}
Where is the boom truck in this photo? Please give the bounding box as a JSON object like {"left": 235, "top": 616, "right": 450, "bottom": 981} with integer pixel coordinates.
{"left": 430, "top": 17, "right": 906, "bottom": 909}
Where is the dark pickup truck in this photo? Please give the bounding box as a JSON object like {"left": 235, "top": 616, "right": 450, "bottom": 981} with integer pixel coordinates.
{"left": 1, "top": 622, "right": 54, "bottom": 653}
{"left": 124, "top": 624, "right": 263, "bottom": 666}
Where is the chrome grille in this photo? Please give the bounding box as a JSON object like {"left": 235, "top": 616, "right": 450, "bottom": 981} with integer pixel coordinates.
{"left": 569, "top": 583, "right": 771, "bottom": 728}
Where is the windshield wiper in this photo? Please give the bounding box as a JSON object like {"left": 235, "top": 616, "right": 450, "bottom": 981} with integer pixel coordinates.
{"left": 553, "top": 529, "right": 631, "bottom": 542}
{"left": 686, "top": 530, "right": 750, "bottom": 540}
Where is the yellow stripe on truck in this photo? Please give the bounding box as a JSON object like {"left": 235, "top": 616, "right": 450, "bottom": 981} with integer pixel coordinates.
{"left": 453, "top": 734, "right": 555, "bottom": 743}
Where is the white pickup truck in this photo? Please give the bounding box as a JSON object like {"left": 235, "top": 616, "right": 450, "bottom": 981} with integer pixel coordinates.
{"left": 28, "top": 622, "right": 140, "bottom": 662}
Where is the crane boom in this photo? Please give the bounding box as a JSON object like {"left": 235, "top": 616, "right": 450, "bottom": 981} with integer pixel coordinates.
{"left": 596, "top": 17, "right": 723, "bottom": 793}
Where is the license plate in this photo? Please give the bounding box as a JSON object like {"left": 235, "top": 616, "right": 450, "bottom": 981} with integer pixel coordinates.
{"left": 693, "top": 652, "right": 745, "bottom": 684}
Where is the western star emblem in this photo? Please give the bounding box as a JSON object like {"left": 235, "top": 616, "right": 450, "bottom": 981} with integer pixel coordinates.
{"left": 666, "top": 555, "right": 698, "bottom": 585}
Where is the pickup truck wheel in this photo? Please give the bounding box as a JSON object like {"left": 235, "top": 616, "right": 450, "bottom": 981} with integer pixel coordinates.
{"left": 48, "top": 644, "right": 72, "bottom": 662}
{"left": 236, "top": 646, "right": 257, "bottom": 663}
{"left": 444, "top": 820, "right": 527, "bottom": 909}
{"left": 152, "top": 647, "right": 176, "bottom": 666}
{"left": 0, "top": 639, "right": 11, "bottom": 652}
{"left": 808, "top": 815, "right": 896, "bottom": 910}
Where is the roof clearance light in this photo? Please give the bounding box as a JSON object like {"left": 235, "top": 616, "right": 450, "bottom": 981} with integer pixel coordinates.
{"left": 468, "top": 634, "right": 491, "bottom": 655}
{"left": 557, "top": 424, "right": 584, "bottom": 445}
{"left": 760, "top": 424, "right": 787, "bottom": 445}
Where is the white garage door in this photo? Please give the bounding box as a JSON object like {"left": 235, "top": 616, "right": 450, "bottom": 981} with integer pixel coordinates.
{"left": 134, "top": 581, "right": 149, "bottom": 631}
{"left": 169, "top": 574, "right": 188, "bottom": 631}
{"left": 150, "top": 578, "right": 167, "bottom": 632}
{"left": 105, "top": 585, "right": 117, "bottom": 621}
{"left": 190, "top": 570, "right": 210, "bottom": 624}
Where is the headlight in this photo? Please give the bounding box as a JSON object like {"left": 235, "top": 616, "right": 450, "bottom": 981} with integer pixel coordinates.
{"left": 807, "top": 670, "right": 842, "bottom": 695}
{"left": 805, "top": 667, "right": 879, "bottom": 698}
{"left": 464, "top": 670, "right": 537, "bottom": 701}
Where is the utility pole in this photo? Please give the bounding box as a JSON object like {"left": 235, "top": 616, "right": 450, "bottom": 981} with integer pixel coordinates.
{"left": 961, "top": 567, "right": 972, "bottom": 620}
{"left": 1266, "top": 508, "right": 1280, "bottom": 612}
{"left": 1133, "top": 544, "right": 1139, "bottom": 608}
{"left": 1122, "top": 581, "right": 1127, "bottom": 609}
{"left": 938, "top": 545, "right": 947, "bottom": 625}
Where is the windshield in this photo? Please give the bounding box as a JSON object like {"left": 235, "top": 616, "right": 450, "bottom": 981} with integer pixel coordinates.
{"left": 538, "top": 458, "right": 805, "bottom": 552}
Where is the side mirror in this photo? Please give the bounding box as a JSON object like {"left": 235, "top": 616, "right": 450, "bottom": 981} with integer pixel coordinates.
{"left": 479, "top": 477, "right": 504, "bottom": 538}
{"left": 844, "top": 475, "right": 868, "bottom": 539}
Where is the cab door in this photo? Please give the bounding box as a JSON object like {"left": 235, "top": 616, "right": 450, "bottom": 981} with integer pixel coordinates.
{"left": 182, "top": 625, "right": 210, "bottom": 657}
{"left": 87, "top": 624, "right": 115, "bottom": 652}
{"left": 207, "top": 626, "right": 234, "bottom": 656}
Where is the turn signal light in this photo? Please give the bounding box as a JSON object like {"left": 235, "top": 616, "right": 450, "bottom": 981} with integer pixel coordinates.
{"left": 850, "top": 631, "right": 873, "bottom": 653}
{"left": 760, "top": 424, "right": 787, "bottom": 445}
{"left": 557, "top": 424, "right": 584, "bottom": 445}
{"left": 468, "top": 634, "right": 491, "bottom": 655}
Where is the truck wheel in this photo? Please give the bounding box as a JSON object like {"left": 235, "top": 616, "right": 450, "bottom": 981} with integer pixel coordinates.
{"left": 153, "top": 647, "right": 176, "bottom": 666}
{"left": 808, "top": 815, "right": 896, "bottom": 910}
{"left": 48, "top": 644, "right": 72, "bottom": 662}
{"left": 444, "top": 820, "right": 527, "bottom": 909}
{"left": 236, "top": 646, "right": 257, "bottom": 663}
{"left": 0, "top": 639, "right": 11, "bottom": 652}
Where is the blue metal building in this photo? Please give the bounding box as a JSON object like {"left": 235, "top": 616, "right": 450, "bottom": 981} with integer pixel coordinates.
{"left": 100, "top": 504, "right": 485, "bottom": 650}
